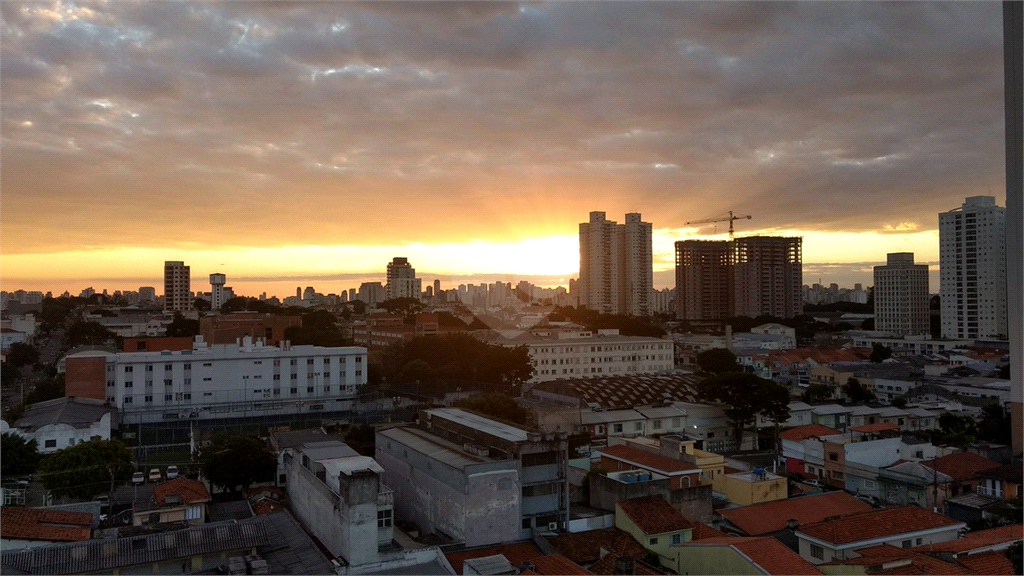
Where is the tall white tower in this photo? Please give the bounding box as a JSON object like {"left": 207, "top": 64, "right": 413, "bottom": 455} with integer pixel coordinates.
{"left": 210, "top": 273, "right": 227, "bottom": 312}
{"left": 874, "top": 253, "right": 930, "bottom": 336}
{"left": 939, "top": 196, "right": 1007, "bottom": 339}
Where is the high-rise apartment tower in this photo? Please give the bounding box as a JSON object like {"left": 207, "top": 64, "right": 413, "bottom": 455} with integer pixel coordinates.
{"left": 578, "top": 212, "right": 652, "bottom": 316}
{"left": 873, "top": 253, "right": 930, "bottom": 336}
{"left": 163, "top": 261, "right": 191, "bottom": 313}
{"left": 731, "top": 236, "right": 803, "bottom": 319}
{"left": 939, "top": 196, "right": 1007, "bottom": 339}
{"left": 386, "top": 257, "right": 422, "bottom": 301}
{"left": 675, "top": 240, "right": 733, "bottom": 320}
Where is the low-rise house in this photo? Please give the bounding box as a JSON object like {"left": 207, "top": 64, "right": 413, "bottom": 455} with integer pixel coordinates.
{"left": 876, "top": 460, "right": 955, "bottom": 509}
{"left": 817, "top": 542, "right": 980, "bottom": 575}
{"left": 779, "top": 424, "right": 841, "bottom": 477}
{"left": 675, "top": 536, "right": 823, "bottom": 575}
{"left": 634, "top": 405, "right": 688, "bottom": 436}
{"left": 794, "top": 506, "right": 965, "bottom": 565}
{"left": 658, "top": 436, "right": 726, "bottom": 483}
{"left": 1, "top": 327, "right": 29, "bottom": 351}
{"left": 581, "top": 409, "right": 648, "bottom": 442}
{"left": 615, "top": 496, "right": 693, "bottom": 572}
{"left": 909, "top": 523, "right": 1022, "bottom": 560}
{"left": 269, "top": 428, "right": 351, "bottom": 486}
{"left": 132, "top": 478, "right": 211, "bottom": 527}
{"left": 976, "top": 463, "right": 1023, "bottom": 500}
{"left": 782, "top": 401, "right": 814, "bottom": 427}
{"left": 846, "top": 405, "right": 882, "bottom": 428}
{"left": 712, "top": 468, "right": 787, "bottom": 506}
{"left": 922, "top": 452, "right": 1002, "bottom": 504}
{"left": 547, "top": 527, "right": 665, "bottom": 575}
{"left": 810, "top": 405, "right": 852, "bottom": 432}
{"left": 597, "top": 445, "right": 703, "bottom": 490}
{"left": 0, "top": 508, "right": 93, "bottom": 551}
{"left": 3, "top": 397, "right": 118, "bottom": 454}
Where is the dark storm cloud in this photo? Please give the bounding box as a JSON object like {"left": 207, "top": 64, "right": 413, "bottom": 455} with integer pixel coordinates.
{"left": 0, "top": 0, "right": 1005, "bottom": 256}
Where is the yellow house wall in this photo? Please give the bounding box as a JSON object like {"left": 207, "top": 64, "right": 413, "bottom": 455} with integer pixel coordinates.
{"left": 675, "top": 546, "right": 763, "bottom": 575}
{"left": 614, "top": 506, "right": 691, "bottom": 573}
{"left": 717, "top": 476, "right": 787, "bottom": 506}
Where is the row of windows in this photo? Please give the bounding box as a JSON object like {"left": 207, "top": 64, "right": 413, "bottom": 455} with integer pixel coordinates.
{"left": 119, "top": 357, "right": 362, "bottom": 373}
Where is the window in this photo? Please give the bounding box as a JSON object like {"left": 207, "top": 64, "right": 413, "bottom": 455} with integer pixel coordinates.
{"left": 125, "top": 382, "right": 133, "bottom": 388}
{"left": 653, "top": 419, "right": 662, "bottom": 429}
{"left": 165, "top": 394, "right": 173, "bottom": 401}
{"left": 671, "top": 534, "right": 682, "bottom": 545}
{"left": 290, "top": 359, "right": 297, "bottom": 366}
{"left": 124, "top": 397, "right": 133, "bottom": 404}
{"left": 635, "top": 422, "right": 643, "bottom": 431}
{"left": 307, "top": 359, "right": 315, "bottom": 365}
{"left": 649, "top": 538, "right": 658, "bottom": 545}
{"left": 355, "top": 370, "right": 361, "bottom": 376}
{"left": 377, "top": 509, "right": 392, "bottom": 528}
{"left": 901, "top": 540, "right": 912, "bottom": 549}
{"left": 45, "top": 439, "right": 57, "bottom": 448}
{"left": 915, "top": 538, "right": 922, "bottom": 546}
{"left": 184, "top": 363, "right": 191, "bottom": 370}
{"left": 124, "top": 366, "right": 133, "bottom": 373}
{"left": 810, "top": 544, "right": 823, "bottom": 560}
{"left": 307, "top": 387, "right": 314, "bottom": 393}
{"left": 613, "top": 424, "right": 623, "bottom": 433}
{"left": 864, "top": 479, "right": 875, "bottom": 489}
{"left": 290, "top": 388, "right": 298, "bottom": 394}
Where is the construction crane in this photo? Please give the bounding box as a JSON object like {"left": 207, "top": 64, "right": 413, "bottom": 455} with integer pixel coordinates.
{"left": 684, "top": 211, "right": 752, "bottom": 240}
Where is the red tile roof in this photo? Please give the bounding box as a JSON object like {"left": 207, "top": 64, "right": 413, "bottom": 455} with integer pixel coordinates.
{"left": 909, "top": 524, "right": 1022, "bottom": 555}
{"left": 780, "top": 424, "right": 842, "bottom": 441}
{"left": 798, "top": 506, "right": 964, "bottom": 546}
{"left": 526, "top": 554, "right": 594, "bottom": 575}
{"left": 250, "top": 497, "right": 288, "bottom": 516}
{"left": 684, "top": 537, "right": 822, "bottom": 575}
{"left": 445, "top": 541, "right": 544, "bottom": 574}
{"left": 617, "top": 496, "right": 693, "bottom": 535}
{"left": 851, "top": 422, "right": 899, "bottom": 433}
{"left": 921, "top": 452, "right": 1000, "bottom": 482}
{"left": 549, "top": 527, "right": 649, "bottom": 566}
{"left": 587, "top": 555, "right": 668, "bottom": 576}
{"left": 691, "top": 522, "right": 727, "bottom": 540}
{"left": 0, "top": 507, "right": 92, "bottom": 543}
{"left": 955, "top": 550, "right": 1017, "bottom": 575}
{"left": 153, "top": 477, "right": 211, "bottom": 505}
{"left": 718, "top": 491, "right": 873, "bottom": 536}
{"left": 598, "top": 445, "right": 699, "bottom": 474}
{"left": 837, "top": 544, "right": 969, "bottom": 575}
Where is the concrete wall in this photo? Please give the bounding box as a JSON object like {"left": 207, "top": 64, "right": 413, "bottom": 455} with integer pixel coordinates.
{"left": 374, "top": 436, "right": 520, "bottom": 547}
{"left": 590, "top": 473, "right": 671, "bottom": 512}
{"left": 674, "top": 545, "right": 763, "bottom": 576}
{"left": 668, "top": 484, "right": 713, "bottom": 524}
{"left": 21, "top": 414, "right": 113, "bottom": 454}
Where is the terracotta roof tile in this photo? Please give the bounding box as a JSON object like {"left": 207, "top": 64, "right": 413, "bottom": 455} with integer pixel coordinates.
{"left": 921, "top": 452, "right": 1000, "bottom": 482}
{"left": 526, "top": 554, "right": 594, "bottom": 575}
{"left": 909, "top": 524, "right": 1022, "bottom": 554}
{"left": 780, "top": 424, "right": 842, "bottom": 441}
{"left": 617, "top": 496, "right": 693, "bottom": 535}
{"left": 598, "top": 445, "right": 700, "bottom": 474}
{"left": 586, "top": 555, "right": 668, "bottom": 575}
{"left": 153, "top": 477, "right": 211, "bottom": 505}
{"left": 955, "top": 550, "right": 1017, "bottom": 575}
{"left": 718, "top": 491, "right": 873, "bottom": 536}
{"left": 691, "top": 522, "right": 727, "bottom": 540}
{"left": 851, "top": 422, "right": 899, "bottom": 433}
{"left": 250, "top": 497, "right": 288, "bottom": 516}
{"left": 841, "top": 544, "right": 969, "bottom": 575}
{"left": 445, "top": 541, "right": 543, "bottom": 574}
{"left": 797, "top": 506, "right": 964, "bottom": 546}
{"left": 977, "top": 463, "right": 1024, "bottom": 483}
{"left": 548, "top": 528, "right": 649, "bottom": 566}
{"left": 683, "top": 537, "right": 822, "bottom": 575}
{"left": 0, "top": 507, "right": 92, "bottom": 543}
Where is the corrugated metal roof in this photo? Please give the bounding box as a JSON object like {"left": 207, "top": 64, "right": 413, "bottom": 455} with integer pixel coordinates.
{"left": 322, "top": 456, "right": 385, "bottom": 477}
{"left": 298, "top": 440, "right": 360, "bottom": 462}
{"left": 428, "top": 408, "right": 528, "bottom": 442}
{"left": 379, "top": 427, "right": 490, "bottom": 470}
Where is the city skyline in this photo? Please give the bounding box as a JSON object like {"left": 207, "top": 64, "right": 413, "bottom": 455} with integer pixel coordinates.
{"left": 1, "top": 2, "right": 1006, "bottom": 295}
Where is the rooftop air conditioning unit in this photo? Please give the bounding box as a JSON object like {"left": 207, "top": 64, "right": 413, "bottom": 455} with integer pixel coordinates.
{"left": 548, "top": 522, "right": 558, "bottom": 531}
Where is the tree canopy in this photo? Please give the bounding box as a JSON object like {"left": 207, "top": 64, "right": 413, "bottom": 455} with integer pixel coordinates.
{"left": 842, "top": 377, "right": 876, "bottom": 404}
{"left": 802, "top": 383, "right": 833, "bottom": 403}
{"left": 381, "top": 333, "right": 533, "bottom": 394}
{"left": 697, "top": 373, "right": 791, "bottom": 451}
{"left": 694, "top": 348, "right": 741, "bottom": 374}
{"left": 870, "top": 343, "right": 892, "bottom": 363}
{"left": 6, "top": 342, "right": 40, "bottom": 368}
{"left": 66, "top": 320, "right": 119, "bottom": 347}
{"left": 38, "top": 438, "right": 134, "bottom": 500}
{"left": 454, "top": 392, "right": 529, "bottom": 425}
{"left": 976, "top": 404, "right": 1012, "bottom": 445}
{"left": 165, "top": 313, "right": 200, "bottom": 338}
{"left": 550, "top": 306, "right": 666, "bottom": 337}
{"left": 193, "top": 432, "right": 276, "bottom": 494}
{"left": 1, "top": 433, "right": 41, "bottom": 477}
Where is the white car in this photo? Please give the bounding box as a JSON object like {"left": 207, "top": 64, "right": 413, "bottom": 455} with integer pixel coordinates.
{"left": 148, "top": 468, "right": 162, "bottom": 483}
{"left": 165, "top": 465, "right": 179, "bottom": 480}
{"left": 132, "top": 472, "right": 145, "bottom": 485}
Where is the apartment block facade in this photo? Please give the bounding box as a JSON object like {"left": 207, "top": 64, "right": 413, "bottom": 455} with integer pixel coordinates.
{"left": 939, "top": 196, "right": 1008, "bottom": 339}
{"left": 64, "top": 336, "right": 367, "bottom": 424}
{"left": 873, "top": 252, "right": 930, "bottom": 336}
{"left": 578, "top": 212, "right": 653, "bottom": 316}
{"left": 674, "top": 240, "right": 733, "bottom": 321}
{"left": 385, "top": 257, "right": 422, "bottom": 301}
{"left": 163, "top": 261, "right": 191, "bottom": 313}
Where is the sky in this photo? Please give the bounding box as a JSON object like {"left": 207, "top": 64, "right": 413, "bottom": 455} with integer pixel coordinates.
{"left": 0, "top": 1, "right": 1008, "bottom": 298}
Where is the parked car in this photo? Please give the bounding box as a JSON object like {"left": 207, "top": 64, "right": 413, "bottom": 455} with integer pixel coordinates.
{"left": 148, "top": 468, "right": 162, "bottom": 483}
{"left": 132, "top": 472, "right": 145, "bottom": 485}
{"left": 165, "top": 465, "right": 179, "bottom": 480}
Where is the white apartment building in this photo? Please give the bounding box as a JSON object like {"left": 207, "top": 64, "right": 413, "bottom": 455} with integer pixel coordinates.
{"left": 65, "top": 336, "right": 367, "bottom": 424}
{"left": 939, "top": 196, "right": 1007, "bottom": 339}
{"left": 481, "top": 328, "right": 674, "bottom": 383}
{"left": 163, "top": 261, "right": 192, "bottom": 313}
{"left": 873, "top": 252, "right": 930, "bottom": 336}
{"left": 579, "top": 212, "right": 653, "bottom": 317}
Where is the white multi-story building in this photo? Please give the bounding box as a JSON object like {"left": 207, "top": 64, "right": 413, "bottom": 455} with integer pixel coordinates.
{"left": 385, "top": 257, "right": 422, "bottom": 301}
{"left": 64, "top": 336, "right": 367, "bottom": 424}
{"left": 873, "top": 253, "right": 930, "bottom": 336}
{"left": 579, "top": 212, "right": 653, "bottom": 317}
{"left": 209, "top": 273, "right": 228, "bottom": 311}
{"left": 479, "top": 328, "right": 674, "bottom": 383}
{"left": 163, "top": 261, "right": 192, "bottom": 313}
{"left": 939, "top": 196, "right": 1007, "bottom": 339}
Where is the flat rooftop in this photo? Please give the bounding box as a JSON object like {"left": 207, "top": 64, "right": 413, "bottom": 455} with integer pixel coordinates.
{"left": 428, "top": 408, "right": 528, "bottom": 442}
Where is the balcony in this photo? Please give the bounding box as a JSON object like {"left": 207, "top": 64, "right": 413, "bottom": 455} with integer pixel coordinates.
{"left": 378, "top": 485, "right": 394, "bottom": 508}
{"left": 976, "top": 485, "right": 1003, "bottom": 498}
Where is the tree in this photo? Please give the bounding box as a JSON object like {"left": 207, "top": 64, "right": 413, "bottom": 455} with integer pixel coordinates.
{"left": 344, "top": 424, "right": 376, "bottom": 456}
{"left": 1, "top": 433, "right": 41, "bottom": 477}
{"left": 695, "top": 348, "right": 741, "bottom": 375}
{"left": 802, "top": 383, "right": 832, "bottom": 403}
{"left": 697, "top": 373, "right": 791, "bottom": 451}
{"left": 890, "top": 396, "right": 908, "bottom": 409}
{"left": 860, "top": 318, "right": 875, "bottom": 330}
{"left": 193, "top": 432, "right": 276, "bottom": 494}
{"left": 1007, "top": 542, "right": 1022, "bottom": 576}
{"left": 66, "top": 320, "right": 119, "bottom": 347}
{"left": 165, "top": 313, "right": 200, "bottom": 337}
{"left": 455, "top": 393, "right": 529, "bottom": 425}
{"left": 193, "top": 297, "right": 211, "bottom": 312}
{"left": 976, "top": 404, "right": 1012, "bottom": 445}
{"left": 38, "top": 439, "right": 134, "bottom": 500}
{"left": 380, "top": 297, "right": 424, "bottom": 319}
{"left": 842, "top": 377, "right": 876, "bottom": 404}
{"left": 6, "top": 342, "right": 40, "bottom": 368}
{"left": 870, "top": 343, "right": 892, "bottom": 363}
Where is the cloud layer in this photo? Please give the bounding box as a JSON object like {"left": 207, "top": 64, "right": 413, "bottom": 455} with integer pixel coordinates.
{"left": 1, "top": 2, "right": 1006, "bottom": 278}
